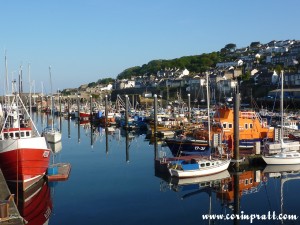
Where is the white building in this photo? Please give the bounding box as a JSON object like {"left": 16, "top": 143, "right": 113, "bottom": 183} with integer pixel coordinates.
{"left": 100, "top": 84, "right": 113, "bottom": 91}
{"left": 119, "top": 80, "right": 135, "bottom": 89}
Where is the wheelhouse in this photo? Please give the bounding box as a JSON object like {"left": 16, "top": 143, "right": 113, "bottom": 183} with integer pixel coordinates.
{"left": 0, "top": 128, "right": 32, "bottom": 140}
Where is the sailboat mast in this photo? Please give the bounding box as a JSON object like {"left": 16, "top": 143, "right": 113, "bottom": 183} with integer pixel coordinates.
{"left": 49, "top": 66, "right": 54, "bottom": 130}
{"left": 280, "top": 70, "right": 284, "bottom": 140}
{"left": 49, "top": 66, "right": 53, "bottom": 96}
{"left": 206, "top": 72, "right": 211, "bottom": 146}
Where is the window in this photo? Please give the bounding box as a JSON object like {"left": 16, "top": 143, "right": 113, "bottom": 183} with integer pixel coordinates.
{"left": 245, "top": 179, "right": 248, "bottom": 185}
{"left": 15, "top": 133, "right": 20, "bottom": 138}
{"left": 206, "top": 162, "right": 210, "bottom": 166}
{"left": 21, "top": 132, "right": 25, "bottom": 137}
{"left": 200, "top": 163, "right": 205, "bottom": 167}
{"left": 223, "top": 123, "right": 227, "bottom": 129}
{"left": 10, "top": 133, "right": 14, "bottom": 138}
{"left": 26, "top": 132, "right": 30, "bottom": 136}
{"left": 228, "top": 123, "right": 233, "bottom": 128}
{"left": 245, "top": 124, "right": 248, "bottom": 129}
{"left": 250, "top": 124, "right": 253, "bottom": 128}
{"left": 4, "top": 133, "right": 8, "bottom": 139}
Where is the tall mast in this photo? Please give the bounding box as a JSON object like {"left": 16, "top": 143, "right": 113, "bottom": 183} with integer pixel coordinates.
{"left": 18, "top": 65, "right": 23, "bottom": 94}
{"left": 49, "top": 66, "right": 54, "bottom": 130}
{"left": 206, "top": 72, "right": 211, "bottom": 147}
{"left": 5, "top": 50, "right": 8, "bottom": 95}
{"left": 29, "top": 64, "right": 32, "bottom": 118}
{"left": 4, "top": 50, "right": 10, "bottom": 106}
{"left": 49, "top": 66, "right": 53, "bottom": 95}
{"left": 280, "top": 70, "right": 284, "bottom": 140}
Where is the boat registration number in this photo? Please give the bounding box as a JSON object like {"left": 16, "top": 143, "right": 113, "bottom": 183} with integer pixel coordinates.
{"left": 43, "top": 151, "right": 50, "bottom": 158}
{"left": 195, "top": 146, "right": 206, "bottom": 151}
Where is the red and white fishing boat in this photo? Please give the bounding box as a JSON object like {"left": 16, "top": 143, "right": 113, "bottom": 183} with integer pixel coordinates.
{"left": 0, "top": 94, "right": 51, "bottom": 190}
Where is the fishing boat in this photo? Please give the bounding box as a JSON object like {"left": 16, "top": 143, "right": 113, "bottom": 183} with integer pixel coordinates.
{"left": 0, "top": 94, "right": 51, "bottom": 190}
{"left": 168, "top": 157, "right": 230, "bottom": 178}
{"left": 79, "top": 110, "right": 90, "bottom": 119}
{"left": 262, "top": 71, "right": 300, "bottom": 165}
{"left": 164, "top": 136, "right": 211, "bottom": 156}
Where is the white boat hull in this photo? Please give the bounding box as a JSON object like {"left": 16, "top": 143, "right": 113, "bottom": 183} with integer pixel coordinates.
{"left": 44, "top": 131, "right": 62, "bottom": 143}
{"left": 170, "top": 169, "right": 230, "bottom": 185}
{"left": 262, "top": 154, "right": 300, "bottom": 165}
{"left": 169, "top": 159, "right": 230, "bottom": 178}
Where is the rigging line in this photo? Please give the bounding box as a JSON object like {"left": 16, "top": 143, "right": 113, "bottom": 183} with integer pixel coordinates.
{"left": 263, "top": 180, "right": 273, "bottom": 212}
{"left": 270, "top": 75, "right": 282, "bottom": 114}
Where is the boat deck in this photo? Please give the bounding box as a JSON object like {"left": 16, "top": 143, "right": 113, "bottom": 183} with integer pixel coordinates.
{"left": 47, "top": 163, "right": 71, "bottom": 181}
{"left": 0, "top": 170, "right": 24, "bottom": 225}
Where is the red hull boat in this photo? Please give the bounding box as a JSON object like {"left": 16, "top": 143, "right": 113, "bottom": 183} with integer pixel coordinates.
{"left": 0, "top": 94, "right": 51, "bottom": 190}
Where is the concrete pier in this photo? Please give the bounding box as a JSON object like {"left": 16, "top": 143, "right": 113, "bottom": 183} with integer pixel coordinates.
{"left": 0, "top": 170, "right": 23, "bottom": 225}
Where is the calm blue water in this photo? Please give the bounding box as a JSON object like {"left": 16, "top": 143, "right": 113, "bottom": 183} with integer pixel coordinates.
{"left": 17, "top": 114, "right": 300, "bottom": 225}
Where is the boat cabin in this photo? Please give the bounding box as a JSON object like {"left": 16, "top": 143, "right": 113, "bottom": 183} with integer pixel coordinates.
{"left": 0, "top": 128, "right": 32, "bottom": 140}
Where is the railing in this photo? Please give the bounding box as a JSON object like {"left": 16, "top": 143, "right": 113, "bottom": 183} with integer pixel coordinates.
{"left": 240, "top": 111, "right": 264, "bottom": 126}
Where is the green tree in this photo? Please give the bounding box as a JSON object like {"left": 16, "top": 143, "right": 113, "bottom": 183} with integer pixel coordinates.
{"left": 224, "top": 43, "right": 236, "bottom": 52}
{"left": 97, "top": 78, "right": 114, "bottom": 84}
{"left": 250, "top": 42, "right": 261, "bottom": 48}
{"left": 275, "top": 65, "right": 283, "bottom": 75}
{"left": 241, "top": 71, "right": 251, "bottom": 81}
{"left": 87, "top": 82, "right": 97, "bottom": 88}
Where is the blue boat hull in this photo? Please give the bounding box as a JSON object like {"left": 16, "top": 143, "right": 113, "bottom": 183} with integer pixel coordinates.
{"left": 165, "top": 138, "right": 265, "bottom": 156}
{"left": 164, "top": 139, "right": 211, "bottom": 156}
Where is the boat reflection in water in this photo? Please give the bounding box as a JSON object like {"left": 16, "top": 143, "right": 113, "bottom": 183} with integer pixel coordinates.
{"left": 160, "top": 168, "right": 267, "bottom": 216}
{"left": 263, "top": 164, "right": 300, "bottom": 223}
{"left": 49, "top": 141, "right": 62, "bottom": 154}
{"left": 168, "top": 170, "right": 231, "bottom": 193}
{"left": 217, "top": 170, "right": 266, "bottom": 207}
{"left": 8, "top": 177, "right": 52, "bottom": 225}
{"left": 263, "top": 164, "right": 300, "bottom": 174}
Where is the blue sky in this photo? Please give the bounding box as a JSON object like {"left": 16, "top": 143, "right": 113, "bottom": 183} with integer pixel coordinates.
{"left": 1, "top": 0, "right": 299, "bottom": 93}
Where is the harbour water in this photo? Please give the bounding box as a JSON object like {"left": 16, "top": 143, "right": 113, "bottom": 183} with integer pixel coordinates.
{"left": 9, "top": 113, "right": 300, "bottom": 225}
